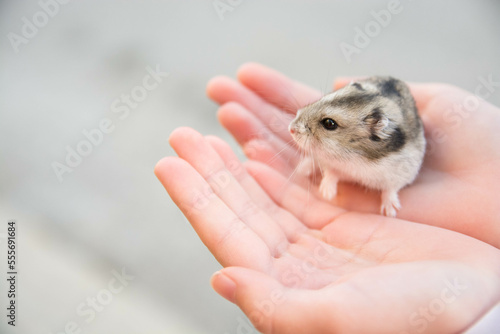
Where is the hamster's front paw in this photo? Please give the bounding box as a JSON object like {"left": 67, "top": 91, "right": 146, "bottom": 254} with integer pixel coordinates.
{"left": 319, "top": 172, "right": 339, "bottom": 201}
{"left": 380, "top": 190, "right": 401, "bottom": 217}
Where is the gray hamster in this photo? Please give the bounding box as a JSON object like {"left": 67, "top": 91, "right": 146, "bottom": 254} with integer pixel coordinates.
{"left": 288, "top": 76, "right": 426, "bottom": 217}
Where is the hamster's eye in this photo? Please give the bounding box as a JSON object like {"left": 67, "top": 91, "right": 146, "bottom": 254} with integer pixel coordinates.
{"left": 321, "top": 118, "right": 338, "bottom": 130}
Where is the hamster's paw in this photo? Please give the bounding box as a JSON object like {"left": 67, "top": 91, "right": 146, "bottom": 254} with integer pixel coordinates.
{"left": 380, "top": 190, "right": 401, "bottom": 217}
{"left": 319, "top": 172, "right": 339, "bottom": 201}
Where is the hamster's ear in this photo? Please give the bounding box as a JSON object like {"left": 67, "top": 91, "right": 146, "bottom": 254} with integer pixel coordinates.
{"left": 349, "top": 81, "right": 364, "bottom": 91}
{"left": 364, "top": 108, "right": 392, "bottom": 140}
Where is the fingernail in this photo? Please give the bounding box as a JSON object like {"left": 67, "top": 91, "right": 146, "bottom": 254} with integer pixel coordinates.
{"left": 211, "top": 271, "right": 236, "bottom": 304}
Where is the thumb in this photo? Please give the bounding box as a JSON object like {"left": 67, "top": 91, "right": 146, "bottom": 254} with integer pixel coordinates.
{"left": 210, "top": 267, "right": 328, "bottom": 334}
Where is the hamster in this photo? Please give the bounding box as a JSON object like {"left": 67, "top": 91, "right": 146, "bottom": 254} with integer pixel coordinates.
{"left": 288, "top": 76, "right": 425, "bottom": 217}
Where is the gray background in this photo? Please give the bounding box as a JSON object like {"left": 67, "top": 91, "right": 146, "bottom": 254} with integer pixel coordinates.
{"left": 0, "top": 1, "right": 499, "bottom": 333}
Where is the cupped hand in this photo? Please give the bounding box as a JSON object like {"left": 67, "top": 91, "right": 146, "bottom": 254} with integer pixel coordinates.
{"left": 206, "top": 63, "right": 500, "bottom": 248}
{"left": 155, "top": 128, "right": 500, "bottom": 334}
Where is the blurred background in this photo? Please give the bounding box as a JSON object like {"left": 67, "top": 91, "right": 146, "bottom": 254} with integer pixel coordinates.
{"left": 0, "top": 1, "right": 499, "bottom": 333}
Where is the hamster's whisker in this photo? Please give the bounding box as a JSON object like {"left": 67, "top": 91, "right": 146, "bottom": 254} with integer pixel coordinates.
{"left": 305, "top": 141, "right": 313, "bottom": 205}
{"left": 280, "top": 104, "right": 300, "bottom": 115}
{"left": 308, "top": 141, "right": 319, "bottom": 199}
{"left": 321, "top": 70, "right": 335, "bottom": 96}
{"left": 262, "top": 139, "right": 297, "bottom": 168}
{"left": 285, "top": 145, "right": 298, "bottom": 167}
{"left": 279, "top": 86, "right": 304, "bottom": 112}
{"left": 292, "top": 136, "right": 314, "bottom": 205}
{"left": 282, "top": 141, "right": 307, "bottom": 190}
{"left": 280, "top": 160, "right": 302, "bottom": 196}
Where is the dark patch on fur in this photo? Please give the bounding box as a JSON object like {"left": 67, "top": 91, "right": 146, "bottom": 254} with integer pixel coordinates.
{"left": 387, "top": 127, "right": 406, "bottom": 151}
{"left": 329, "top": 93, "right": 378, "bottom": 110}
{"left": 362, "top": 128, "right": 407, "bottom": 160}
{"left": 378, "top": 78, "right": 402, "bottom": 98}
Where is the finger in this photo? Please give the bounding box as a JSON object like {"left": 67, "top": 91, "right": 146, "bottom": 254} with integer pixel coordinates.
{"left": 212, "top": 267, "right": 337, "bottom": 334}
{"left": 206, "top": 139, "right": 375, "bottom": 276}
{"left": 154, "top": 157, "right": 271, "bottom": 269}
{"left": 245, "top": 160, "right": 346, "bottom": 230}
{"left": 237, "top": 62, "right": 323, "bottom": 113}
{"left": 207, "top": 76, "right": 292, "bottom": 142}
{"left": 169, "top": 127, "right": 290, "bottom": 256}
{"left": 243, "top": 138, "right": 295, "bottom": 176}
{"left": 217, "top": 102, "right": 299, "bottom": 172}
{"left": 205, "top": 135, "right": 307, "bottom": 241}
{"left": 201, "top": 146, "right": 373, "bottom": 275}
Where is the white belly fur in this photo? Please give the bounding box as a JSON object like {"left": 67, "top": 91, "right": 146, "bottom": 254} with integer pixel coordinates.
{"left": 319, "top": 144, "right": 424, "bottom": 192}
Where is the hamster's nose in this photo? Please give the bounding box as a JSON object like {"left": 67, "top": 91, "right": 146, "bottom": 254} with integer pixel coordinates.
{"left": 289, "top": 127, "right": 295, "bottom": 135}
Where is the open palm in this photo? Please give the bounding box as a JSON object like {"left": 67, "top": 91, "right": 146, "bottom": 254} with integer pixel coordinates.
{"left": 155, "top": 127, "right": 500, "bottom": 334}
{"left": 206, "top": 63, "right": 500, "bottom": 248}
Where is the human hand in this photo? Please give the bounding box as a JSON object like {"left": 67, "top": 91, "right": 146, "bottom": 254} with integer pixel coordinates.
{"left": 155, "top": 128, "right": 500, "bottom": 334}
{"left": 206, "top": 63, "right": 500, "bottom": 248}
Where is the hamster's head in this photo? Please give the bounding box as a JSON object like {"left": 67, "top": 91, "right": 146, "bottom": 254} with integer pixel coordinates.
{"left": 289, "top": 81, "right": 403, "bottom": 160}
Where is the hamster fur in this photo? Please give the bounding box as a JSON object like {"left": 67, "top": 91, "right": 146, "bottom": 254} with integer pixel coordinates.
{"left": 288, "top": 76, "right": 426, "bottom": 217}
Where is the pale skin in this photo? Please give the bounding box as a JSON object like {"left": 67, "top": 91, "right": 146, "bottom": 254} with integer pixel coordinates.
{"left": 155, "top": 63, "right": 500, "bottom": 333}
